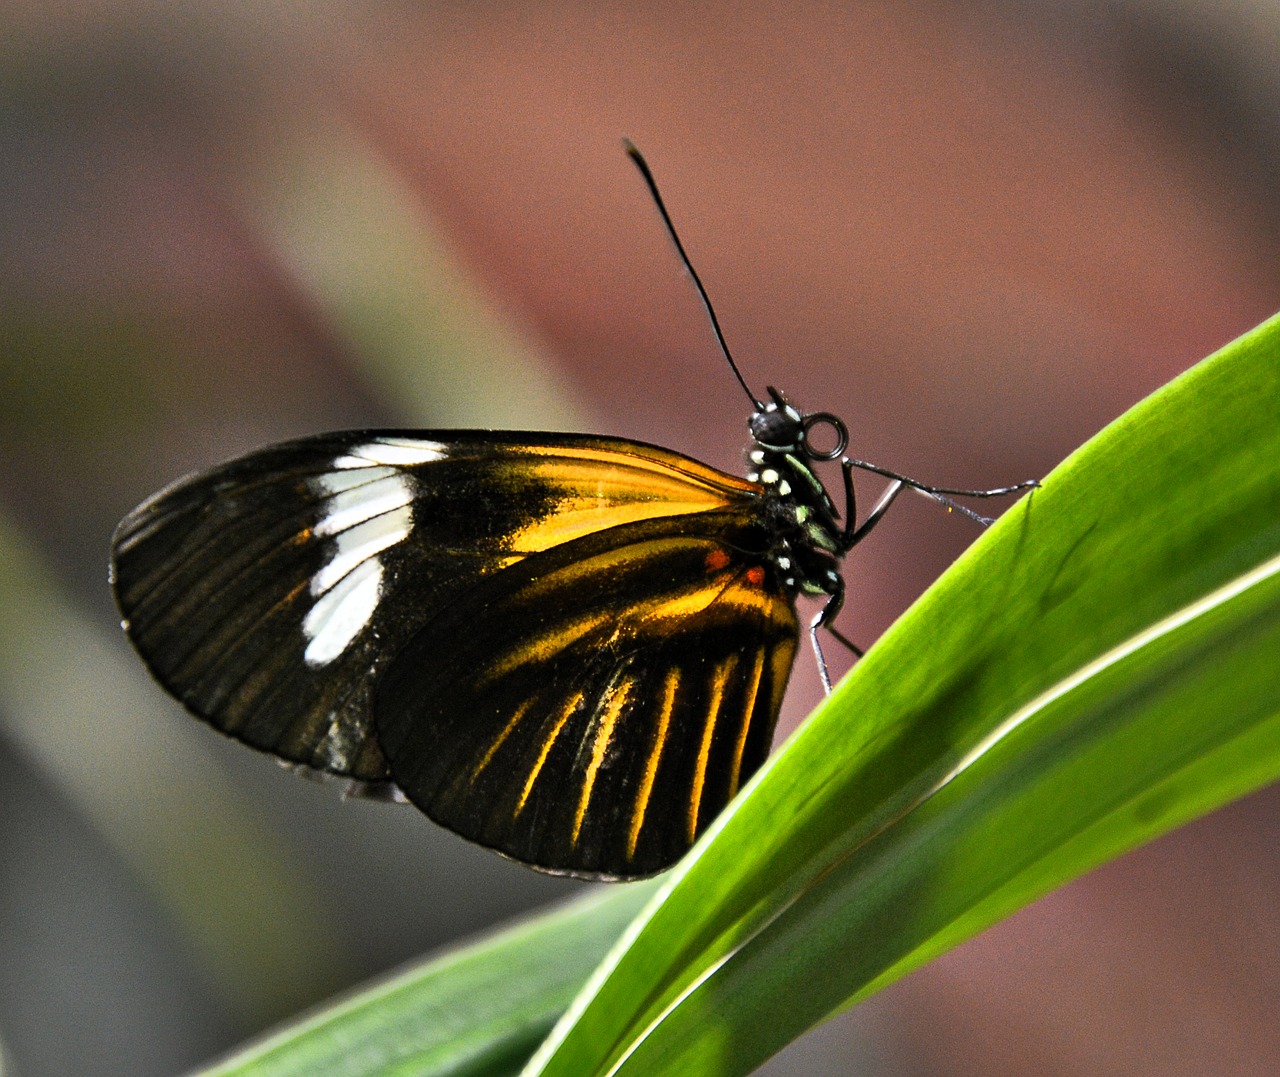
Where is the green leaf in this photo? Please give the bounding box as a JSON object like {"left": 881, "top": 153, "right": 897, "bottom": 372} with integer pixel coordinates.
{"left": 525, "top": 311, "right": 1280, "bottom": 1076}
{"left": 195, "top": 883, "right": 658, "bottom": 1077}
{"left": 181, "top": 311, "right": 1277, "bottom": 1077}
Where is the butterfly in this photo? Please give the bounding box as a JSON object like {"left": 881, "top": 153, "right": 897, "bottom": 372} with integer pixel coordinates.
{"left": 110, "top": 143, "right": 1037, "bottom": 880}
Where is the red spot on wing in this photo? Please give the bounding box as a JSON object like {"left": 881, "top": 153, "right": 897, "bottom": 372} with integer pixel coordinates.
{"left": 745, "top": 565, "right": 766, "bottom": 587}
{"left": 705, "top": 548, "right": 731, "bottom": 572}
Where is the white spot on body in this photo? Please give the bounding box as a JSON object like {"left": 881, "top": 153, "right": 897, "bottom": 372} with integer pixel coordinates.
{"left": 749, "top": 449, "right": 765, "bottom": 464}
{"left": 760, "top": 468, "right": 779, "bottom": 485}
{"left": 777, "top": 479, "right": 792, "bottom": 496}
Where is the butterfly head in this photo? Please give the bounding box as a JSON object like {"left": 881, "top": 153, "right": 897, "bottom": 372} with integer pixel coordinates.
{"left": 748, "top": 386, "right": 848, "bottom": 462}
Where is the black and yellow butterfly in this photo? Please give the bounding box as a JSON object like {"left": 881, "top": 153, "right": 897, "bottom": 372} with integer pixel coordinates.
{"left": 111, "top": 145, "right": 1035, "bottom": 880}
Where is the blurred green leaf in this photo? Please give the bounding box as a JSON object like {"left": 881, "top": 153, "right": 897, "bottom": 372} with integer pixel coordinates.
{"left": 0, "top": 515, "right": 351, "bottom": 1020}
{"left": 197, "top": 883, "right": 659, "bottom": 1077}
{"left": 526, "top": 311, "right": 1280, "bottom": 1075}
{"left": 237, "top": 117, "right": 586, "bottom": 431}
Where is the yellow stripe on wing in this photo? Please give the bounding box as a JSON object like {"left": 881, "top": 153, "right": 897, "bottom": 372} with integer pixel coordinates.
{"left": 485, "top": 609, "right": 614, "bottom": 682}
{"left": 515, "top": 691, "right": 583, "bottom": 817}
{"left": 635, "top": 566, "right": 799, "bottom": 634}
{"left": 728, "top": 648, "right": 766, "bottom": 798}
{"left": 486, "top": 553, "right": 790, "bottom": 685}
{"left": 769, "top": 636, "right": 798, "bottom": 717}
{"left": 687, "top": 654, "right": 738, "bottom": 845}
{"left": 572, "top": 678, "right": 633, "bottom": 847}
{"left": 627, "top": 667, "right": 680, "bottom": 862}
{"left": 469, "top": 698, "right": 534, "bottom": 783}
{"left": 506, "top": 450, "right": 753, "bottom": 556}
{"left": 522, "top": 445, "right": 757, "bottom": 498}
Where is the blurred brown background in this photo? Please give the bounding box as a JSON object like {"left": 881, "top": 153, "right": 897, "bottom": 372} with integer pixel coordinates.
{"left": 1, "top": 2, "right": 1278, "bottom": 1075}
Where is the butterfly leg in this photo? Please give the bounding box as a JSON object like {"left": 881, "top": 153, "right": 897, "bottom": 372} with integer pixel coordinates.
{"left": 845, "top": 457, "right": 1038, "bottom": 528}
{"left": 837, "top": 457, "right": 988, "bottom": 548}
{"left": 808, "top": 578, "right": 863, "bottom": 693}
{"left": 840, "top": 469, "right": 907, "bottom": 550}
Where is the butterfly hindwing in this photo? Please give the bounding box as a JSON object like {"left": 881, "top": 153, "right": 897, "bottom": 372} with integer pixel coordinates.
{"left": 373, "top": 514, "right": 799, "bottom": 879}
{"left": 111, "top": 430, "right": 765, "bottom": 791}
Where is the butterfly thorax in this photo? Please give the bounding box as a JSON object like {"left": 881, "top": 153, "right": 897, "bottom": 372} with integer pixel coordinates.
{"left": 746, "top": 391, "right": 847, "bottom": 600}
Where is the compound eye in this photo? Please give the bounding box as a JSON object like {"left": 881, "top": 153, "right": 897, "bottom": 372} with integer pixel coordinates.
{"left": 749, "top": 408, "right": 802, "bottom": 448}
{"left": 800, "top": 413, "right": 848, "bottom": 460}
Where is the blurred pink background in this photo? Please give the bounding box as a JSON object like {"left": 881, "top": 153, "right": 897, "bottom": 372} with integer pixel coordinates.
{"left": 1, "top": 3, "right": 1277, "bottom": 1074}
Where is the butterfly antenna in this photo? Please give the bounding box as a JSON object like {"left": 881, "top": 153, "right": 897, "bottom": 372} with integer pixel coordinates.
{"left": 624, "top": 139, "right": 762, "bottom": 409}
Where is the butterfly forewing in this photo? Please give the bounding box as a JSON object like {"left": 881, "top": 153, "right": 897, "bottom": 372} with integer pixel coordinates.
{"left": 373, "top": 515, "right": 798, "bottom": 879}
{"left": 114, "top": 433, "right": 408, "bottom": 780}
{"left": 111, "top": 431, "right": 772, "bottom": 806}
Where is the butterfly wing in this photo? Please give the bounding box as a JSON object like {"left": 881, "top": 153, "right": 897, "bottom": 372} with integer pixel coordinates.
{"left": 111, "top": 430, "right": 765, "bottom": 789}
{"left": 373, "top": 514, "right": 799, "bottom": 879}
